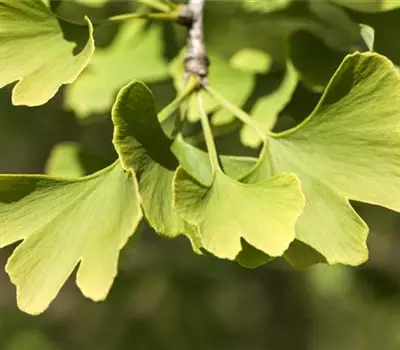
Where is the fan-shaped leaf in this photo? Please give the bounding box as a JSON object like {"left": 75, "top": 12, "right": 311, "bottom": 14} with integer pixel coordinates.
{"left": 266, "top": 52, "right": 400, "bottom": 265}
{"left": 229, "top": 48, "right": 272, "bottom": 74}
{"left": 241, "top": 0, "right": 291, "bottom": 13}
{"left": 112, "top": 80, "right": 185, "bottom": 237}
{"left": 45, "top": 142, "right": 85, "bottom": 178}
{"left": 0, "top": 0, "right": 95, "bottom": 106}
{"left": 66, "top": 21, "right": 169, "bottom": 118}
{"left": 111, "top": 82, "right": 303, "bottom": 266}
{"left": 0, "top": 161, "right": 141, "bottom": 314}
{"left": 173, "top": 164, "right": 305, "bottom": 260}
{"left": 334, "top": 0, "right": 400, "bottom": 12}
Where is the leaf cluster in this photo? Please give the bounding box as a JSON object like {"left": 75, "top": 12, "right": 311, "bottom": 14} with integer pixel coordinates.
{"left": 1, "top": 0, "right": 400, "bottom": 314}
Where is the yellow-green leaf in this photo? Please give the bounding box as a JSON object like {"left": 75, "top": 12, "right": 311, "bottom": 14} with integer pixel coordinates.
{"left": 0, "top": 0, "right": 95, "bottom": 106}
{"left": 0, "top": 161, "right": 141, "bottom": 314}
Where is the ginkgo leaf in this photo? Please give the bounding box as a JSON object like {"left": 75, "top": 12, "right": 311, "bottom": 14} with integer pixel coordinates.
{"left": 172, "top": 136, "right": 282, "bottom": 266}
{"left": 66, "top": 21, "right": 169, "bottom": 118}
{"left": 240, "top": 63, "right": 298, "bottom": 148}
{"left": 45, "top": 142, "right": 85, "bottom": 178}
{"left": 0, "top": 161, "right": 141, "bottom": 315}
{"left": 112, "top": 80, "right": 185, "bottom": 237}
{"left": 205, "top": 1, "right": 359, "bottom": 64}
{"left": 171, "top": 134, "right": 256, "bottom": 185}
{"left": 349, "top": 8, "right": 400, "bottom": 66}
{"left": 265, "top": 52, "right": 400, "bottom": 265}
{"left": 0, "top": 0, "right": 95, "bottom": 106}
{"left": 111, "top": 80, "right": 263, "bottom": 241}
{"left": 333, "top": 0, "right": 400, "bottom": 12}
{"left": 173, "top": 165, "right": 305, "bottom": 260}
{"left": 360, "top": 24, "right": 375, "bottom": 52}
{"left": 75, "top": 0, "right": 107, "bottom": 7}
{"left": 229, "top": 48, "right": 272, "bottom": 74}
{"left": 173, "top": 136, "right": 324, "bottom": 268}
{"left": 241, "top": 0, "right": 292, "bottom": 13}
{"left": 110, "top": 79, "right": 301, "bottom": 266}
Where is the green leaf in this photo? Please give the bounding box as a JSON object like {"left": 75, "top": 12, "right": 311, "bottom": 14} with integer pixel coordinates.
{"left": 360, "top": 24, "right": 375, "bottom": 51}
{"left": 348, "top": 8, "right": 400, "bottom": 66}
{"left": 0, "top": 0, "right": 95, "bottom": 106}
{"left": 241, "top": 0, "right": 292, "bottom": 14}
{"left": 111, "top": 80, "right": 271, "bottom": 250}
{"left": 45, "top": 142, "right": 85, "bottom": 178}
{"left": 170, "top": 50, "right": 255, "bottom": 124}
{"left": 205, "top": 1, "right": 361, "bottom": 66}
{"left": 240, "top": 63, "right": 298, "bottom": 148}
{"left": 229, "top": 48, "right": 272, "bottom": 74}
{"left": 66, "top": 21, "right": 169, "bottom": 118}
{"left": 172, "top": 136, "right": 280, "bottom": 267}
{"left": 112, "top": 80, "right": 185, "bottom": 237}
{"left": 334, "top": 0, "right": 400, "bottom": 12}
{"left": 266, "top": 52, "right": 400, "bottom": 265}
{"left": 307, "top": 1, "right": 361, "bottom": 51}
{"left": 0, "top": 161, "right": 141, "bottom": 314}
{"left": 75, "top": 0, "right": 107, "bottom": 8}
{"left": 171, "top": 134, "right": 257, "bottom": 185}
{"left": 173, "top": 165, "right": 305, "bottom": 260}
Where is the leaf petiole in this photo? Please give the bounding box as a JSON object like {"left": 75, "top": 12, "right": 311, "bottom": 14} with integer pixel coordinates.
{"left": 198, "top": 91, "right": 221, "bottom": 172}
{"left": 204, "top": 85, "right": 269, "bottom": 140}
{"left": 96, "top": 11, "right": 180, "bottom": 26}
{"left": 158, "top": 76, "right": 199, "bottom": 123}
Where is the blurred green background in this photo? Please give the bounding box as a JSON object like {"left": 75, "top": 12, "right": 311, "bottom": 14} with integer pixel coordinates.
{"left": 1, "top": 1, "right": 400, "bottom": 349}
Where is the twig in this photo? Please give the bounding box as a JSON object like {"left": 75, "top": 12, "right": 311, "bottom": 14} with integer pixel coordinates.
{"left": 184, "top": 0, "right": 209, "bottom": 85}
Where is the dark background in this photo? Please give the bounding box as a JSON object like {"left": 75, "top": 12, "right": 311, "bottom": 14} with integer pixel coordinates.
{"left": 1, "top": 1, "right": 400, "bottom": 349}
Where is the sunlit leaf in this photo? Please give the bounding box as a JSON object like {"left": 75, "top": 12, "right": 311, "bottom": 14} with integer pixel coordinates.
{"left": 75, "top": 0, "right": 107, "bottom": 8}
{"left": 45, "top": 142, "right": 85, "bottom": 178}
{"left": 0, "top": 161, "right": 141, "bottom": 314}
{"left": 334, "top": 0, "right": 400, "bottom": 12}
{"left": 111, "top": 80, "right": 272, "bottom": 252}
{"left": 266, "top": 52, "right": 400, "bottom": 265}
{"left": 348, "top": 8, "right": 400, "bottom": 66}
{"left": 229, "top": 48, "right": 272, "bottom": 74}
{"left": 112, "top": 80, "right": 185, "bottom": 237}
{"left": 0, "top": 0, "right": 95, "bottom": 106}
{"left": 171, "top": 134, "right": 257, "bottom": 185}
{"left": 360, "top": 24, "right": 375, "bottom": 51}
{"left": 172, "top": 136, "right": 282, "bottom": 267}
{"left": 241, "top": 0, "right": 291, "bottom": 13}
{"left": 113, "top": 89, "right": 302, "bottom": 267}
{"left": 173, "top": 162, "right": 305, "bottom": 260}
{"left": 66, "top": 21, "right": 169, "bottom": 118}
